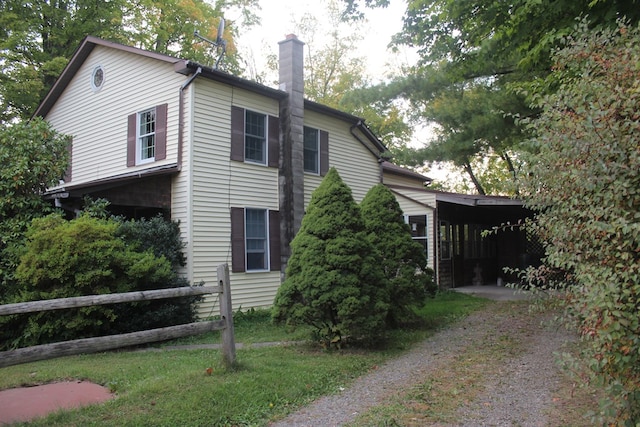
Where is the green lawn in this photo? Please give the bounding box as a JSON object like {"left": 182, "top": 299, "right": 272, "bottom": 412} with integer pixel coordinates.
{"left": 0, "top": 291, "right": 489, "bottom": 427}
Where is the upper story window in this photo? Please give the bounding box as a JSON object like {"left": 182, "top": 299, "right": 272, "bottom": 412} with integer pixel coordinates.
{"left": 127, "top": 104, "right": 167, "bottom": 167}
{"left": 230, "top": 106, "right": 279, "bottom": 168}
{"left": 138, "top": 108, "right": 156, "bottom": 163}
{"left": 303, "top": 126, "right": 319, "bottom": 174}
{"left": 245, "top": 110, "right": 267, "bottom": 164}
{"left": 91, "top": 65, "right": 105, "bottom": 92}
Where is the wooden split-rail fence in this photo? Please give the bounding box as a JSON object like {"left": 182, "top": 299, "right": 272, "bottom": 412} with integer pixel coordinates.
{"left": 0, "top": 264, "right": 235, "bottom": 368}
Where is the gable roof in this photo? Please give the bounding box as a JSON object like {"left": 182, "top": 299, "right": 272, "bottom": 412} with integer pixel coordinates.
{"left": 34, "top": 36, "right": 288, "bottom": 118}
{"left": 33, "top": 37, "right": 385, "bottom": 153}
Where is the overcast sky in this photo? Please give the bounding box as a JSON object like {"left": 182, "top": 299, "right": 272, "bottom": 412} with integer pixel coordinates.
{"left": 233, "top": 0, "right": 415, "bottom": 83}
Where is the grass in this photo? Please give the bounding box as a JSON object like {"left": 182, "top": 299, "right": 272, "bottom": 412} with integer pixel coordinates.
{"left": 0, "top": 291, "right": 489, "bottom": 426}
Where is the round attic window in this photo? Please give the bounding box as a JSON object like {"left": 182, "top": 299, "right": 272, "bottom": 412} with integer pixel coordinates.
{"left": 91, "top": 65, "right": 105, "bottom": 91}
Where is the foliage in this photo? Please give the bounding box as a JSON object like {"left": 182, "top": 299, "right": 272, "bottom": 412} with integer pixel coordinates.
{"left": 519, "top": 20, "right": 640, "bottom": 425}
{"left": 342, "top": 0, "right": 640, "bottom": 194}
{"left": 0, "top": 118, "right": 70, "bottom": 291}
{"left": 360, "top": 184, "right": 434, "bottom": 326}
{"left": 0, "top": 0, "right": 259, "bottom": 123}
{"left": 282, "top": 0, "right": 411, "bottom": 161}
{"left": 272, "top": 168, "right": 389, "bottom": 347}
{"left": 1, "top": 211, "right": 198, "bottom": 350}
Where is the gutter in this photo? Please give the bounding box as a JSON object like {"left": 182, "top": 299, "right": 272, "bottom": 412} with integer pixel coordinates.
{"left": 178, "top": 66, "right": 202, "bottom": 171}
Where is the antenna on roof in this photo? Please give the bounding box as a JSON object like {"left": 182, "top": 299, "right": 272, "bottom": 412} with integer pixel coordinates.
{"left": 194, "top": 17, "right": 227, "bottom": 69}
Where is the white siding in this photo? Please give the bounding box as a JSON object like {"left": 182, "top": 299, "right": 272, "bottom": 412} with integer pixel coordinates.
{"left": 190, "top": 81, "right": 281, "bottom": 315}
{"left": 303, "top": 110, "right": 381, "bottom": 207}
{"left": 388, "top": 188, "right": 437, "bottom": 272}
{"left": 383, "top": 173, "right": 428, "bottom": 189}
{"left": 45, "top": 46, "right": 185, "bottom": 186}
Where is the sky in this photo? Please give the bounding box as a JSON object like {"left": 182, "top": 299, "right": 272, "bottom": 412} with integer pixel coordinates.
{"left": 232, "top": 0, "right": 416, "bottom": 84}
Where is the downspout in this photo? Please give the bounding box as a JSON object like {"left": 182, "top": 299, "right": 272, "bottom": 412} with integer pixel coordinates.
{"left": 178, "top": 66, "right": 202, "bottom": 171}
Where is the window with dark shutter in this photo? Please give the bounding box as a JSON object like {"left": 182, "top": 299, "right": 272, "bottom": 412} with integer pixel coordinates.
{"left": 231, "top": 207, "right": 245, "bottom": 273}
{"left": 320, "top": 130, "right": 329, "bottom": 176}
{"left": 126, "top": 103, "right": 167, "bottom": 167}
{"left": 269, "top": 210, "right": 280, "bottom": 271}
{"left": 268, "top": 115, "right": 279, "bottom": 168}
{"left": 230, "top": 207, "right": 281, "bottom": 273}
{"left": 230, "top": 106, "right": 279, "bottom": 168}
{"left": 230, "top": 106, "right": 245, "bottom": 161}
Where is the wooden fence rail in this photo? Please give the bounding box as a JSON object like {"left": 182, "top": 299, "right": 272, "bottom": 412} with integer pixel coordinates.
{"left": 0, "top": 263, "right": 235, "bottom": 369}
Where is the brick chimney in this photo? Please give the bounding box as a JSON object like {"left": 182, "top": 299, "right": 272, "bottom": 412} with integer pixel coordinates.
{"left": 278, "top": 34, "right": 305, "bottom": 278}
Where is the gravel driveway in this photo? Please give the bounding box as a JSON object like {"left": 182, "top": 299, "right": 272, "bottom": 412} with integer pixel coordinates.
{"left": 270, "top": 289, "right": 578, "bottom": 427}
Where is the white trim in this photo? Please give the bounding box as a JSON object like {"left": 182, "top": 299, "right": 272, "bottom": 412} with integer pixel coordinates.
{"left": 90, "top": 65, "right": 105, "bottom": 92}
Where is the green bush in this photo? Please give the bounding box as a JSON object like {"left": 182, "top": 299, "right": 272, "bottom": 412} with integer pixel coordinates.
{"left": 360, "top": 184, "right": 435, "bottom": 326}
{"left": 0, "top": 118, "right": 69, "bottom": 293}
{"left": 1, "top": 212, "right": 198, "bottom": 350}
{"left": 272, "top": 168, "right": 389, "bottom": 347}
{"left": 520, "top": 19, "right": 640, "bottom": 425}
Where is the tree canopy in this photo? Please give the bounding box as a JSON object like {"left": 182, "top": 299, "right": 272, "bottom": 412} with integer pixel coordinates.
{"left": 0, "top": 0, "right": 259, "bottom": 123}
{"left": 341, "top": 0, "right": 640, "bottom": 194}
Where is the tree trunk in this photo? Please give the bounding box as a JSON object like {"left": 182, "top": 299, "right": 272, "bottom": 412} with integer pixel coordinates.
{"left": 463, "top": 160, "right": 486, "bottom": 195}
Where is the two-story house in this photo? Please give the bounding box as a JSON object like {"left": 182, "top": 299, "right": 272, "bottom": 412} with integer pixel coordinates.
{"left": 35, "top": 35, "right": 386, "bottom": 314}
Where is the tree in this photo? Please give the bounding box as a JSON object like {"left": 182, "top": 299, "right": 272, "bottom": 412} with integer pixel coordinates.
{"left": 280, "top": 0, "right": 411, "bottom": 161}
{"left": 360, "top": 184, "right": 434, "bottom": 326}
{"left": 520, "top": 20, "right": 640, "bottom": 424}
{"left": 272, "top": 168, "right": 389, "bottom": 347}
{"left": 340, "top": 0, "right": 640, "bottom": 195}
{"left": 0, "top": 118, "right": 70, "bottom": 291}
{"left": 0, "top": 0, "right": 259, "bottom": 123}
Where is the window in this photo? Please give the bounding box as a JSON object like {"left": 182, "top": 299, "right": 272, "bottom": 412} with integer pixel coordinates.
{"left": 245, "top": 208, "right": 268, "bottom": 270}
{"left": 138, "top": 108, "right": 156, "bottom": 163}
{"left": 303, "top": 126, "right": 319, "bottom": 173}
{"left": 440, "top": 221, "right": 452, "bottom": 260}
{"left": 127, "top": 104, "right": 167, "bottom": 167}
{"left": 245, "top": 110, "right": 267, "bottom": 164}
{"left": 230, "top": 106, "right": 279, "bottom": 167}
{"left": 91, "top": 65, "right": 105, "bottom": 92}
{"left": 405, "top": 214, "right": 428, "bottom": 259}
{"left": 230, "top": 207, "right": 280, "bottom": 273}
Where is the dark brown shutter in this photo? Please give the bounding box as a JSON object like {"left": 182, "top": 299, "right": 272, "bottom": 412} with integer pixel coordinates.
{"left": 230, "top": 106, "right": 244, "bottom": 161}
{"left": 155, "top": 103, "right": 168, "bottom": 160}
{"left": 230, "top": 207, "right": 245, "bottom": 273}
{"left": 64, "top": 138, "right": 72, "bottom": 182}
{"left": 269, "top": 210, "right": 281, "bottom": 271}
{"left": 127, "top": 113, "right": 136, "bottom": 167}
{"left": 268, "top": 115, "right": 279, "bottom": 168}
{"left": 320, "top": 130, "right": 329, "bottom": 176}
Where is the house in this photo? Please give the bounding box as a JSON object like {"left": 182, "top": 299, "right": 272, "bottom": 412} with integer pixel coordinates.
{"left": 381, "top": 162, "right": 537, "bottom": 288}
{"left": 34, "top": 35, "right": 386, "bottom": 314}
{"left": 35, "top": 35, "right": 536, "bottom": 313}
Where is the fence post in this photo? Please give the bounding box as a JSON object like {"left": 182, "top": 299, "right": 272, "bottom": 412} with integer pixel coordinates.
{"left": 217, "top": 263, "right": 236, "bottom": 368}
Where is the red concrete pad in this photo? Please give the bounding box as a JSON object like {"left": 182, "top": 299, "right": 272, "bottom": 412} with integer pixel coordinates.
{"left": 0, "top": 381, "right": 113, "bottom": 425}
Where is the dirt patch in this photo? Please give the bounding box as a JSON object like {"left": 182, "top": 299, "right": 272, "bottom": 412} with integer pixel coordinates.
{"left": 0, "top": 381, "right": 113, "bottom": 425}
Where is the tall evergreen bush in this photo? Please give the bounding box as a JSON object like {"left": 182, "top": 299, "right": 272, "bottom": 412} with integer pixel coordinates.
{"left": 360, "top": 184, "right": 434, "bottom": 326}
{"left": 273, "top": 168, "right": 389, "bottom": 346}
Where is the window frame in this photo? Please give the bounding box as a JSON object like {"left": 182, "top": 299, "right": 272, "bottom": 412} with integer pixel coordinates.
{"left": 244, "top": 208, "right": 270, "bottom": 272}
{"left": 244, "top": 110, "right": 267, "bottom": 165}
{"left": 303, "top": 126, "right": 320, "bottom": 174}
{"left": 137, "top": 107, "right": 156, "bottom": 164}
{"left": 127, "top": 103, "right": 167, "bottom": 167}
